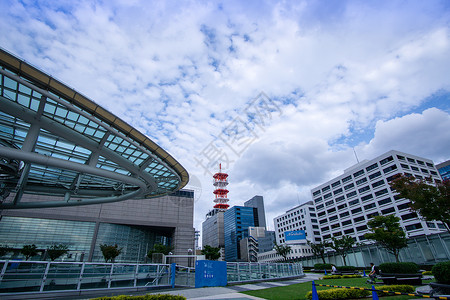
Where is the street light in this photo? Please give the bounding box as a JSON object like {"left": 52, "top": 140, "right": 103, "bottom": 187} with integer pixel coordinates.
{"left": 188, "top": 249, "right": 193, "bottom": 267}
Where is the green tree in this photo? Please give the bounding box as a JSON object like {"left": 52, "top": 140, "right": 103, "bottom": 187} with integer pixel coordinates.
{"left": 99, "top": 244, "right": 122, "bottom": 263}
{"left": 0, "top": 245, "right": 12, "bottom": 257}
{"left": 147, "top": 243, "right": 173, "bottom": 258}
{"left": 329, "top": 235, "right": 354, "bottom": 266}
{"left": 390, "top": 174, "right": 450, "bottom": 232}
{"left": 307, "top": 240, "right": 330, "bottom": 264}
{"left": 47, "top": 244, "right": 69, "bottom": 261}
{"left": 365, "top": 215, "right": 407, "bottom": 262}
{"left": 274, "top": 244, "right": 292, "bottom": 261}
{"left": 21, "top": 244, "right": 38, "bottom": 261}
{"left": 201, "top": 245, "right": 221, "bottom": 260}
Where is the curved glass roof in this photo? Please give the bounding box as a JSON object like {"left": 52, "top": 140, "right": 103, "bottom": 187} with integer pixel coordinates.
{"left": 0, "top": 49, "right": 188, "bottom": 209}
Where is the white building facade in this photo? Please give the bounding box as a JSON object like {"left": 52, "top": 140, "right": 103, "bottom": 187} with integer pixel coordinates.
{"left": 273, "top": 201, "right": 320, "bottom": 245}
{"left": 311, "top": 150, "right": 446, "bottom": 244}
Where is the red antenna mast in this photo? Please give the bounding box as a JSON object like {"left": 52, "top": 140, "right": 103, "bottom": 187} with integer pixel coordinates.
{"left": 213, "top": 163, "right": 229, "bottom": 210}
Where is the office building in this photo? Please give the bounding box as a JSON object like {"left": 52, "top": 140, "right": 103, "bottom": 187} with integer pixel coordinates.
{"left": 311, "top": 150, "right": 446, "bottom": 244}
{"left": 244, "top": 195, "right": 266, "bottom": 229}
{"left": 202, "top": 208, "right": 225, "bottom": 249}
{"left": 224, "top": 205, "right": 260, "bottom": 261}
{"left": 0, "top": 190, "right": 195, "bottom": 264}
{"left": 436, "top": 160, "right": 450, "bottom": 181}
{"left": 258, "top": 230, "right": 276, "bottom": 253}
{"left": 273, "top": 201, "right": 318, "bottom": 245}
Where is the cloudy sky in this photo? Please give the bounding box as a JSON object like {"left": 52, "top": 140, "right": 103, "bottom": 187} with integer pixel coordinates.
{"left": 1, "top": 0, "right": 450, "bottom": 241}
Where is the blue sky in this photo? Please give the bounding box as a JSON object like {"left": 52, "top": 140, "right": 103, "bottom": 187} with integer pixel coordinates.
{"left": 1, "top": 0, "right": 450, "bottom": 237}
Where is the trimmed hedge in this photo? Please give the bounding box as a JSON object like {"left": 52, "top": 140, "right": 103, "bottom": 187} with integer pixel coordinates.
{"left": 379, "top": 262, "right": 419, "bottom": 274}
{"left": 376, "top": 284, "right": 415, "bottom": 295}
{"left": 306, "top": 287, "right": 370, "bottom": 299}
{"left": 432, "top": 261, "right": 450, "bottom": 284}
{"left": 91, "top": 294, "right": 186, "bottom": 300}
{"left": 314, "top": 263, "right": 332, "bottom": 270}
{"left": 337, "top": 266, "right": 356, "bottom": 271}
{"left": 322, "top": 275, "right": 362, "bottom": 280}
{"left": 305, "top": 284, "right": 414, "bottom": 299}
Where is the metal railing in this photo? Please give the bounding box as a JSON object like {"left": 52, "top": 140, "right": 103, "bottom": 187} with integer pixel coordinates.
{"left": 0, "top": 260, "right": 171, "bottom": 294}
{"left": 227, "top": 262, "right": 303, "bottom": 283}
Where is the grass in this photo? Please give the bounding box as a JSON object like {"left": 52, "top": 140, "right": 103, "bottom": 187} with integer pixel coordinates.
{"left": 240, "top": 277, "right": 433, "bottom": 300}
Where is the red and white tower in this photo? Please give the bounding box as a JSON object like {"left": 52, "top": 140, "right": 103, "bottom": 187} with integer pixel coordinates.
{"left": 213, "top": 163, "right": 230, "bottom": 210}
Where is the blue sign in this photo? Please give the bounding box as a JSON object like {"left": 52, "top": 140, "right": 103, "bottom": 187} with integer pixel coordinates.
{"left": 284, "top": 230, "right": 306, "bottom": 241}
{"left": 195, "top": 260, "right": 227, "bottom": 288}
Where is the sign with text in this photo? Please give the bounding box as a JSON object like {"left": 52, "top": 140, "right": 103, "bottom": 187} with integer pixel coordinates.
{"left": 284, "top": 230, "right": 306, "bottom": 244}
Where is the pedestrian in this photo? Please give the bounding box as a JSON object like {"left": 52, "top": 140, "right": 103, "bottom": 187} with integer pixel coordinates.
{"left": 331, "top": 264, "right": 337, "bottom": 273}
{"left": 367, "top": 263, "right": 378, "bottom": 284}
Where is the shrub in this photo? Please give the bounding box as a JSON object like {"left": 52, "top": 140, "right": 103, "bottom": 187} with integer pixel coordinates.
{"left": 91, "top": 294, "right": 186, "bottom": 300}
{"left": 375, "top": 285, "right": 414, "bottom": 296}
{"left": 432, "top": 261, "right": 450, "bottom": 284}
{"left": 379, "top": 262, "right": 419, "bottom": 274}
{"left": 305, "top": 287, "right": 370, "bottom": 299}
{"left": 314, "top": 263, "right": 332, "bottom": 270}
{"left": 422, "top": 271, "right": 432, "bottom": 276}
{"left": 323, "top": 275, "right": 361, "bottom": 280}
{"left": 337, "top": 266, "right": 356, "bottom": 271}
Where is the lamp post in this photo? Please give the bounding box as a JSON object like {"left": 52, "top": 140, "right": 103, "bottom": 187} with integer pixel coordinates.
{"left": 188, "top": 249, "right": 193, "bottom": 268}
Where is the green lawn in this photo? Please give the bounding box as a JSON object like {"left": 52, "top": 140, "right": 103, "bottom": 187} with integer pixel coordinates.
{"left": 241, "top": 277, "right": 432, "bottom": 300}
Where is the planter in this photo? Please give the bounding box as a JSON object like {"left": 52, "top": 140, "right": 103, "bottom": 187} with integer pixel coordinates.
{"left": 379, "top": 273, "right": 423, "bottom": 285}
{"left": 429, "top": 282, "right": 450, "bottom": 297}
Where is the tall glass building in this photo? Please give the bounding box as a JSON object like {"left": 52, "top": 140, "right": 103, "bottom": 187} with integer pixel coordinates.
{"left": 436, "top": 160, "right": 450, "bottom": 181}
{"left": 224, "top": 206, "right": 259, "bottom": 262}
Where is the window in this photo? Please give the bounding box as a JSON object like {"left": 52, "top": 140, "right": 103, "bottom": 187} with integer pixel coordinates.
{"left": 311, "top": 219, "right": 317, "bottom": 223}
{"left": 342, "top": 220, "right": 352, "bottom": 226}
{"left": 367, "top": 212, "right": 379, "bottom": 218}
{"left": 405, "top": 223, "right": 423, "bottom": 231}
{"left": 333, "top": 188, "right": 343, "bottom": 195}
{"left": 426, "top": 162, "right": 433, "bottom": 168}
{"left": 407, "top": 157, "right": 415, "bottom": 163}
{"left": 353, "top": 170, "right": 364, "bottom": 178}
{"left": 375, "top": 189, "right": 388, "bottom": 197}
{"left": 383, "top": 165, "right": 398, "bottom": 174}
{"left": 417, "top": 160, "right": 425, "bottom": 166}
{"left": 333, "top": 231, "right": 342, "bottom": 237}
{"left": 356, "top": 225, "right": 368, "bottom": 231}
{"left": 427, "top": 222, "right": 436, "bottom": 228}
{"left": 319, "top": 219, "right": 327, "bottom": 224}
{"left": 314, "top": 231, "right": 321, "bottom": 235}
{"left": 318, "top": 211, "right": 326, "bottom": 217}
{"left": 351, "top": 207, "right": 362, "bottom": 214}
{"left": 364, "top": 203, "right": 376, "bottom": 210}
{"left": 340, "top": 211, "right": 350, "bottom": 218}
{"left": 431, "top": 171, "right": 437, "bottom": 175}
{"left": 342, "top": 175, "right": 352, "bottom": 183}
{"left": 329, "top": 215, "right": 338, "bottom": 221}
{"left": 349, "top": 199, "right": 359, "bottom": 206}
{"left": 378, "top": 198, "right": 392, "bottom": 206}
{"left": 324, "top": 193, "right": 332, "bottom": 199}
{"left": 327, "top": 207, "right": 336, "bottom": 214}
{"left": 310, "top": 213, "right": 316, "bottom": 217}
{"left": 397, "top": 155, "right": 405, "bottom": 161}
{"left": 421, "top": 168, "right": 429, "bottom": 174}
{"left": 361, "top": 194, "right": 374, "bottom": 202}
{"left": 331, "top": 223, "right": 340, "bottom": 229}
{"left": 369, "top": 171, "right": 382, "bottom": 180}
{"left": 354, "top": 216, "right": 365, "bottom": 223}
{"left": 313, "top": 190, "right": 321, "bottom": 196}
{"left": 356, "top": 177, "right": 368, "bottom": 185}
{"left": 321, "top": 226, "right": 330, "bottom": 231}
{"left": 344, "top": 183, "right": 355, "bottom": 190}
{"left": 337, "top": 203, "right": 347, "bottom": 210}
{"left": 401, "top": 163, "right": 409, "bottom": 169}
{"left": 411, "top": 166, "right": 419, "bottom": 171}
{"left": 358, "top": 186, "right": 370, "bottom": 193}
{"left": 312, "top": 225, "right": 319, "bottom": 229}
{"left": 397, "top": 203, "right": 410, "bottom": 210}
{"left": 322, "top": 186, "right": 331, "bottom": 192}
{"left": 317, "top": 204, "right": 324, "bottom": 210}
{"left": 332, "top": 181, "right": 341, "bottom": 188}
{"left": 344, "top": 228, "right": 355, "bottom": 234}
{"left": 401, "top": 212, "right": 418, "bottom": 220}
{"left": 346, "top": 191, "right": 357, "bottom": 198}
{"left": 326, "top": 200, "right": 334, "bottom": 207}
{"left": 380, "top": 156, "right": 393, "bottom": 165}
{"left": 335, "top": 195, "right": 345, "bottom": 202}
{"left": 323, "top": 234, "right": 331, "bottom": 239}
{"left": 372, "top": 180, "right": 385, "bottom": 188}
{"left": 366, "top": 163, "right": 378, "bottom": 172}
{"left": 381, "top": 207, "right": 395, "bottom": 214}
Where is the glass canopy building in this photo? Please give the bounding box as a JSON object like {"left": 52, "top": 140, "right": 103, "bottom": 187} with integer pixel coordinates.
{"left": 0, "top": 49, "right": 193, "bottom": 263}
{"left": 0, "top": 48, "right": 188, "bottom": 209}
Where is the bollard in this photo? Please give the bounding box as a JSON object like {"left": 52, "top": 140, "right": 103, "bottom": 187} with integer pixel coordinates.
{"left": 312, "top": 281, "right": 319, "bottom": 300}
{"left": 324, "top": 269, "right": 327, "bottom": 275}
{"left": 363, "top": 270, "right": 367, "bottom": 277}
{"left": 371, "top": 285, "right": 379, "bottom": 300}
